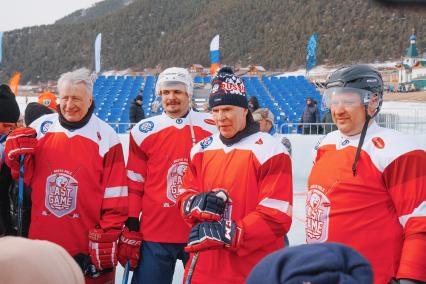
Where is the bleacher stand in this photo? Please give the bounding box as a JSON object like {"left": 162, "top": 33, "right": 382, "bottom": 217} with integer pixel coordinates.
{"left": 93, "top": 74, "right": 321, "bottom": 134}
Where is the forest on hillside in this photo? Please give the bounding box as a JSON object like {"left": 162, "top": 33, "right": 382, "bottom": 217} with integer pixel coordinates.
{"left": 1, "top": 0, "right": 425, "bottom": 83}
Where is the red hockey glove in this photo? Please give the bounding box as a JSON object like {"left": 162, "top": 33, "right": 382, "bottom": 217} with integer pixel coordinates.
{"left": 185, "top": 219, "right": 243, "bottom": 253}
{"left": 118, "top": 227, "right": 143, "bottom": 270}
{"left": 88, "top": 228, "right": 121, "bottom": 271}
{"left": 4, "top": 128, "right": 37, "bottom": 170}
{"left": 183, "top": 190, "right": 228, "bottom": 223}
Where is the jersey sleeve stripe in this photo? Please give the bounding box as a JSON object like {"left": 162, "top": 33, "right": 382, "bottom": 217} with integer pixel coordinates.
{"left": 104, "top": 186, "right": 128, "bottom": 198}
{"left": 259, "top": 198, "right": 292, "bottom": 216}
{"left": 127, "top": 170, "right": 144, "bottom": 182}
{"left": 399, "top": 201, "right": 426, "bottom": 227}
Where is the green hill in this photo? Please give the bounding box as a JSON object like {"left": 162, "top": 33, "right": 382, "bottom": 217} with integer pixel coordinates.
{"left": 1, "top": 0, "right": 425, "bottom": 83}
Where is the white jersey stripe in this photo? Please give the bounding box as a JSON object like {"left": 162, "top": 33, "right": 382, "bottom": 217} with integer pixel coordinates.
{"left": 399, "top": 201, "right": 426, "bottom": 227}
{"left": 104, "top": 186, "right": 128, "bottom": 198}
{"left": 127, "top": 170, "right": 144, "bottom": 182}
{"left": 259, "top": 198, "right": 292, "bottom": 216}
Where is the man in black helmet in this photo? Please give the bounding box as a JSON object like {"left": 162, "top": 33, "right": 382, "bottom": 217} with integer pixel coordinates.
{"left": 305, "top": 65, "right": 426, "bottom": 284}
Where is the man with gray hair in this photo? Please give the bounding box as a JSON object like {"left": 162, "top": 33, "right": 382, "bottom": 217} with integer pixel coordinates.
{"left": 5, "top": 68, "right": 128, "bottom": 284}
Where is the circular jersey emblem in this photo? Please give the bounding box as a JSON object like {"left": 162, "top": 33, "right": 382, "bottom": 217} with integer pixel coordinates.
{"left": 176, "top": 118, "right": 183, "bottom": 124}
{"left": 200, "top": 136, "right": 213, "bottom": 149}
{"left": 139, "top": 121, "right": 154, "bottom": 133}
{"left": 40, "top": 121, "right": 53, "bottom": 134}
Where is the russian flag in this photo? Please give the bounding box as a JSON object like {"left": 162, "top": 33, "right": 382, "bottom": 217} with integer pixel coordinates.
{"left": 210, "top": 35, "right": 220, "bottom": 75}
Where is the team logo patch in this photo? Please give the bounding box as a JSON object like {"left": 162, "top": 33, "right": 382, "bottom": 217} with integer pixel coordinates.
{"left": 40, "top": 121, "right": 53, "bottom": 134}
{"left": 45, "top": 171, "right": 78, "bottom": 218}
{"left": 200, "top": 136, "right": 213, "bottom": 149}
{"left": 97, "top": 131, "right": 102, "bottom": 141}
{"left": 255, "top": 138, "right": 263, "bottom": 145}
{"left": 341, "top": 139, "right": 350, "bottom": 146}
{"left": 166, "top": 159, "right": 189, "bottom": 203}
{"left": 306, "top": 185, "right": 330, "bottom": 243}
{"left": 176, "top": 118, "right": 183, "bottom": 124}
{"left": 42, "top": 99, "right": 52, "bottom": 107}
{"left": 204, "top": 119, "right": 216, "bottom": 125}
{"left": 139, "top": 121, "right": 154, "bottom": 133}
{"left": 372, "top": 137, "right": 385, "bottom": 149}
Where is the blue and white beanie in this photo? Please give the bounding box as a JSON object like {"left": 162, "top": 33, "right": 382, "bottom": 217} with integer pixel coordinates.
{"left": 209, "top": 67, "right": 248, "bottom": 110}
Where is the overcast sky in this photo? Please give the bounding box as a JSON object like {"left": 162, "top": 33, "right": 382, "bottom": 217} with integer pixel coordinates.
{"left": 1, "top": 0, "right": 104, "bottom": 32}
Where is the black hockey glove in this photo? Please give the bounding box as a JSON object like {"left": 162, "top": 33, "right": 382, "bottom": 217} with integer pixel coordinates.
{"left": 185, "top": 218, "right": 242, "bottom": 253}
{"left": 183, "top": 190, "right": 228, "bottom": 223}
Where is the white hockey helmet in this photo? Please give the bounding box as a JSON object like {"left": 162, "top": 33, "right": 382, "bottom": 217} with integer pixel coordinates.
{"left": 155, "top": 67, "right": 193, "bottom": 97}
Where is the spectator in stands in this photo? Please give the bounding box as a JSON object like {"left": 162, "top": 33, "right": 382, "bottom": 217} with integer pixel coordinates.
{"left": 129, "top": 95, "right": 145, "bottom": 128}
{"left": 248, "top": 96, "right": 260, "bottom": 113}
{"left": 300, "top": 97, "right": 320, "bottom": 134}
{"left": 0, "top": 84, "right": 20, "bottom": 237}
{"left": 252, "top": 108, "right": 292, "bottom": 156}
{"left": 321, "top": 108, "right": 337, "bottom": 134}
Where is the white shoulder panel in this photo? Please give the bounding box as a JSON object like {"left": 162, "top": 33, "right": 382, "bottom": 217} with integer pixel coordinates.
{"left": 130, "top": 113, "right": 173, "bottom": 146}
{"left": 33, "top": 114, "right": 121, "bottom": 158}
{"left": 190, "top": 132, "right": 287, "bottom": 165}
{"left": 362, "top": 124, "right": 424, "bottom": 173}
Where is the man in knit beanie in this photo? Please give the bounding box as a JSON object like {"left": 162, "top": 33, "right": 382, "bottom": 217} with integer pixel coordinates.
{"left": 0, "top": 84, "right": 20, "bottom": 135}
{"left": 247, "top": 243, "right": 374, "bottom": 284}
{"left": 177, "top": 67, "right": 292, "bottom": 283}
{"left": 0, "top": 84, "right": 20, "bottom": 236}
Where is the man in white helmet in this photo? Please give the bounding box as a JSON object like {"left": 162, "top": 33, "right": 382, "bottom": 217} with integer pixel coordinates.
{"left": 118, "top": 67, "right": 217, "bottom": 284}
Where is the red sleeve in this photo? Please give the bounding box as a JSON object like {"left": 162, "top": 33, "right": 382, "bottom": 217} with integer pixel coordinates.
{"left": 177, "top": 152, "right": 203, "bottom": 224}
{"left": 237, "top": 153, "right": 293, "bottom": 256}
{"left": 384, "top": 150, "right": 426, "bottom": 282}
{"left": 99, "top": 142, "right": 129, "bottom": 231}
{"left": 126, "top": 133, "right": 148, "bottom": 218}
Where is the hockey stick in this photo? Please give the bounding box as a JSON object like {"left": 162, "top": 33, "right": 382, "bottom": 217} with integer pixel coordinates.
{"left": 122, "top": 261, "right": 130, "bottom": 284}
{"left": 17, "top": 155, "right": 25, "bottom": 236}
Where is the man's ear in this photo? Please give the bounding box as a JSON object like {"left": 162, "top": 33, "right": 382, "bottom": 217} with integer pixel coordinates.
{"left": 367, "top": 95, "right": 379, "bottom": 116}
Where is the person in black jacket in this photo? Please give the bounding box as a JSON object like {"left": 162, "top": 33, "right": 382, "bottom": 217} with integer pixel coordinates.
{"left": 129, "top": 95, "right": 145, "bottom": 128}
{"left": 300, "top": 97, "right": 320, "bottom": 134}
{"left": 0, "top": 84, "right": 20, "bottom": 236}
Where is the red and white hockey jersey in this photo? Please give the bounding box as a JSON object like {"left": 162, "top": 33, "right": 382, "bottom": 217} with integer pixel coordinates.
{"left": 127, "top": 110, "right": 216, "bottom": 243}
{"left": 306, "top": 122, "right": 426, "bottom": 284}
{"left": 177, "top": 131, "right": 293, "bottom": 284}
{"left": 27, "top": 113, "right": 128, "bottom": 256}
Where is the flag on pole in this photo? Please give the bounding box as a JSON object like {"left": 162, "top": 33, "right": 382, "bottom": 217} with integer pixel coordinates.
{"left": 9, "top": 72, "right": 21, "bottom": 96}
{"left": 0, "top": 32, "right": 3, "bottom": 63}
{"left": 306, "top": 33, "right": 318, "bottom": 72}
{"left": 95, "top": 33, "right": 102, "bottom": 73}
{"left": 210, "top": 35, "right": 220, "bottom": 75}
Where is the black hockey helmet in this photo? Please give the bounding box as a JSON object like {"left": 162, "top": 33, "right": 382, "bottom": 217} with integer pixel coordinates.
{"left": 322, "top": 64, "right": 383, "bottom": 116}
{"left": 322, "top": 65, "right": 384, "bottom": 176}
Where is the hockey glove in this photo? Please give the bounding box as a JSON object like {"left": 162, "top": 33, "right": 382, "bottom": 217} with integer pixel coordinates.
{"left": 183, "top": 190, "right": 228, "bottom": 223}
{"left": 88, "top": 228, "right": 121, "bottom": 271}
{"left": 4, "top": 128, "right": 37, "bottom": 175}
{"left": 118, "top": 227, "right": 143, "bottom": 270}
{"left": 185, "top": 219, "right": 243, "bottom": 253}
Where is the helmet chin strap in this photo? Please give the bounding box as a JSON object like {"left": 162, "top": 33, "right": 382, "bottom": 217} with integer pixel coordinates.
{"left": 351, "top": 103, "right": 380, "bottom": 176}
